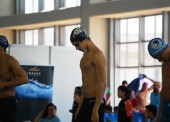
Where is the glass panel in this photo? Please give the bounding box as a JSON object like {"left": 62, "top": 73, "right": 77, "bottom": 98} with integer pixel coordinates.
{"left": 120, "top": 19, "right": 127, "bottom": 43}
{"left": 63, "top": 24, "right": 80, "bottom": 47}
{"left": 25, "top": 0, "right": 38, "bottom": 14}
{"left": 144, "top": 42, "right": 162, "bottom": 66}
{"left": 25, "top": 30, "right": 33, "bottom": 45}
{"left": 119, "top": 68, "right": 139, "bottom": 85}
{"left": 143, "top": 67, "right": 162, "bottom": 82}
{"left": 25, "top": 30, "right": 38, "bottom": 45}
{"left": 120, "top": 43, "right": 138, "bottom": 66}
{"left": 33, "top": 30, "right": 38, "bottom": 45}
{"left": 156, "top": 15, "right": 162, "bottom": 38}
{"left": 65, "top": 0, "right": 81, "bottom": 8}
{"left": 140, "top": 67, "right": 162, "bottom": 92}
{"left": 144, "top": 16, "right": 155, "bottom": 40}
{"left": 43, "top": 28, "right": 54, "bottom": 46}
{"left": 43, "top": 0, "right": 54, "bottom": 12}
{"left": 127, "top": 18, "right": 139, "bottom": 42}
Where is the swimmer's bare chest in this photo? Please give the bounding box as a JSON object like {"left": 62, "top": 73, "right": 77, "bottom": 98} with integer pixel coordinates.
{"left": 80, "top": 53, "right": 97, "bottom": 97}
{"left": 80, "top": 53, "right": 96, "bottom": 81}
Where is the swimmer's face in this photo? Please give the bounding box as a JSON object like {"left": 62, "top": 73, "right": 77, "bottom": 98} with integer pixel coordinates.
{"left": 155, "top": 48, "right": 170, "bottom": 62}
{"left": 0, "top": 46, "right": 6, "bottom": 54}
{"left": 72, "top": 40, "right": 87, "bottom": 52}
{"left": 155, "top": 54, "right": 164, "bottom": 62}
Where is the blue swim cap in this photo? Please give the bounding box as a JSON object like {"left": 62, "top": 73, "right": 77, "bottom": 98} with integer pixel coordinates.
{"left": 0, "top": 35, "right": 9, "bottom": 49}
{"left": 70, "top": 27, "right": 88, "bottom": 42}
{"left": 148, "top": 38, "right": 168, "bottom": 58}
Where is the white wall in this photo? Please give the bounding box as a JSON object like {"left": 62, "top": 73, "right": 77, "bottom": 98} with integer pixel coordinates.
{"left": 9, "top": 45, "right": 83, "bottom": 122}
{"left": 51, "top": 47, "right": 83, "bottom": 122}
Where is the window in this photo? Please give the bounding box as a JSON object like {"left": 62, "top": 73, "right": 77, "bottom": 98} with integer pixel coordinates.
{"left": 25, "top": 0, "right": 38, "bottom": 14}
{"left": 25, "top": 30, "right": 38, "bottom": 45}
{"left": 43, "top": 27, "right": 54, "bottom": 46}
{"left": 144, "top": 15, "right": 162, "bottom": 40}
{"left": 119, "top": 43, "right": 138, "bottom": 67}
{"left": 112, "top": 14, "right": 163, "bottom": 106}
{"left": 120, "top": 18, "right": 139, "bottom": 42}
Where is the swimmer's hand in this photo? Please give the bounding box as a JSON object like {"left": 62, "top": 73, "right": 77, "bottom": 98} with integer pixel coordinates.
{"left": 91, "top": 109, "right": 99, "bottom": 122}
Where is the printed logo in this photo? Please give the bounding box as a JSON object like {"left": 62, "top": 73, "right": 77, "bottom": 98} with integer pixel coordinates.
{"left": 73, "top": 28, "right": 82, "bottom": 38}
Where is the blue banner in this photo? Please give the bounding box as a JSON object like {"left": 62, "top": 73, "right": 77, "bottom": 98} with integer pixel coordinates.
{"left": 15, "top": 65, "right": 54, "bottom": 122}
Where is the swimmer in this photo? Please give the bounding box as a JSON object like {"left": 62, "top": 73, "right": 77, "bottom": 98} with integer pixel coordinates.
{"left": 148, "top": 38, "right": 170, "bottom": 122}
{"left": 70, "top": 27, "right": 106, "bottom": 122}
{"left": 0, "top": 35, "right": 28, "bottom": 122}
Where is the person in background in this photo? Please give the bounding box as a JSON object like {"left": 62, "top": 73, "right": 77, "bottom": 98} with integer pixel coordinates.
{"left": 34, "top": 103, "right": 61, "bottom": 122}
{"left": 122, "top": 80, "right": 128, "bottom": 87}
{"left": 70, "top": 27, "right": 106, "bottom": 122}
{"left": 148, "top": 38, "right": 170, "bottom": 122}
{"left": 105, "top": 105, "right": 113, "bottom": 122}
{"left": 144, "top": 104, "right": 157, "bottom": 122}
{"left": 0, "top": 35, "right": 28, "bottom": 122}
{"left": 105, "top": 105, "right": 112, "bottom": 113}
{"left": 129, "top": 89, "right": 140, "bottom": 112}
{"left": 69, "top": 86, "right": 82, "bottom": 122}
{"left": 103, "top": 87, "right": 111, "bottom": 105}
{"left": 113, "top": 106, "right": 118, "bottom": 113}
{"left": 137, "top": 76, "right": 156, "bottom": 112}
{"left": 117, "top": 85, "right": 133, "bottom": 122}
{"left": 150, "top": 82, "right": 162, "bottom": 112}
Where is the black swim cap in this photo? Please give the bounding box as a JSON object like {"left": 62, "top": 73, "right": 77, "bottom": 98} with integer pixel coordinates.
{"left": 70, "top": 27, "right": 88, "bottom": 42}
{"left": 0, "top": 35, "right": 9, "bottom": 49}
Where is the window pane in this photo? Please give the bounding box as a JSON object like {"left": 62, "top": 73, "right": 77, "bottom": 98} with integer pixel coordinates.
{"left": 144, "top": 42, "right": 161, "bottom": 66}
{"left": 25, "top": 0, "right": 38, "bottom": 14}
{"left": 119, "top": 68, "right": 138, "bottom": 84}
{"left": 143, "top": 67, "right": 162, "bottom": 82}
{"left": 127, "top": 18, "right": 139, "bottom": 42}
{"left": 63, "top": 25, "right": 80, "bottom": 47}
{"left": 25, "top": 30, "right": 38, "bottom": 45}
{"left": 120, "top": 43, "right": 138, "bottom": 66}
{"left": 43, "top": 28, "right": 54, "bottom": 46}
{"left": 144, "top": 16, "right": 155, "bottom": 40}
{"left": 65, "top": 0, "right": 81, "bottom": 8}
{"left": 120, "top": 19, "right": 127, "bottom": 42}
{"left": 156, "top": 15, "right": 162, "bottom": 38}
{"left": 43, "top": 0, "right": 54, "bottom": 12}
{"left": 33, "top": 30, "right": 38, "bottom": 45}
{"left": 25, "top": 30, "right": 33, "bottom": 45}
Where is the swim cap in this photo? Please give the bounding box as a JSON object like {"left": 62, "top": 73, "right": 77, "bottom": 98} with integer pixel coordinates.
{"left": 0, "top": 35, "right": 9, "bottom": 49}
{"left": 148, "top": 38, "right": 168, "bottom": 58}
{"left": 70, "top": 27, "right": 88, "bottom": 42}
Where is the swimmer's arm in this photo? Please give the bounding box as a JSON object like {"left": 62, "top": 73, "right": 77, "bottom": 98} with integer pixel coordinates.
{"left": 147, "top": 85, "right": 153, "bottom": 92}
{"left": 3, "top": 57, "right": 28, "bottom": 88}
{"left": 93, "top": 54, "right": 106, "bottom": 112}
{"left": 145, "top": 76, "right": 156, "bottom": 83}
{"left": 145, "top": 77, "right": 156, "bottom": 92}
